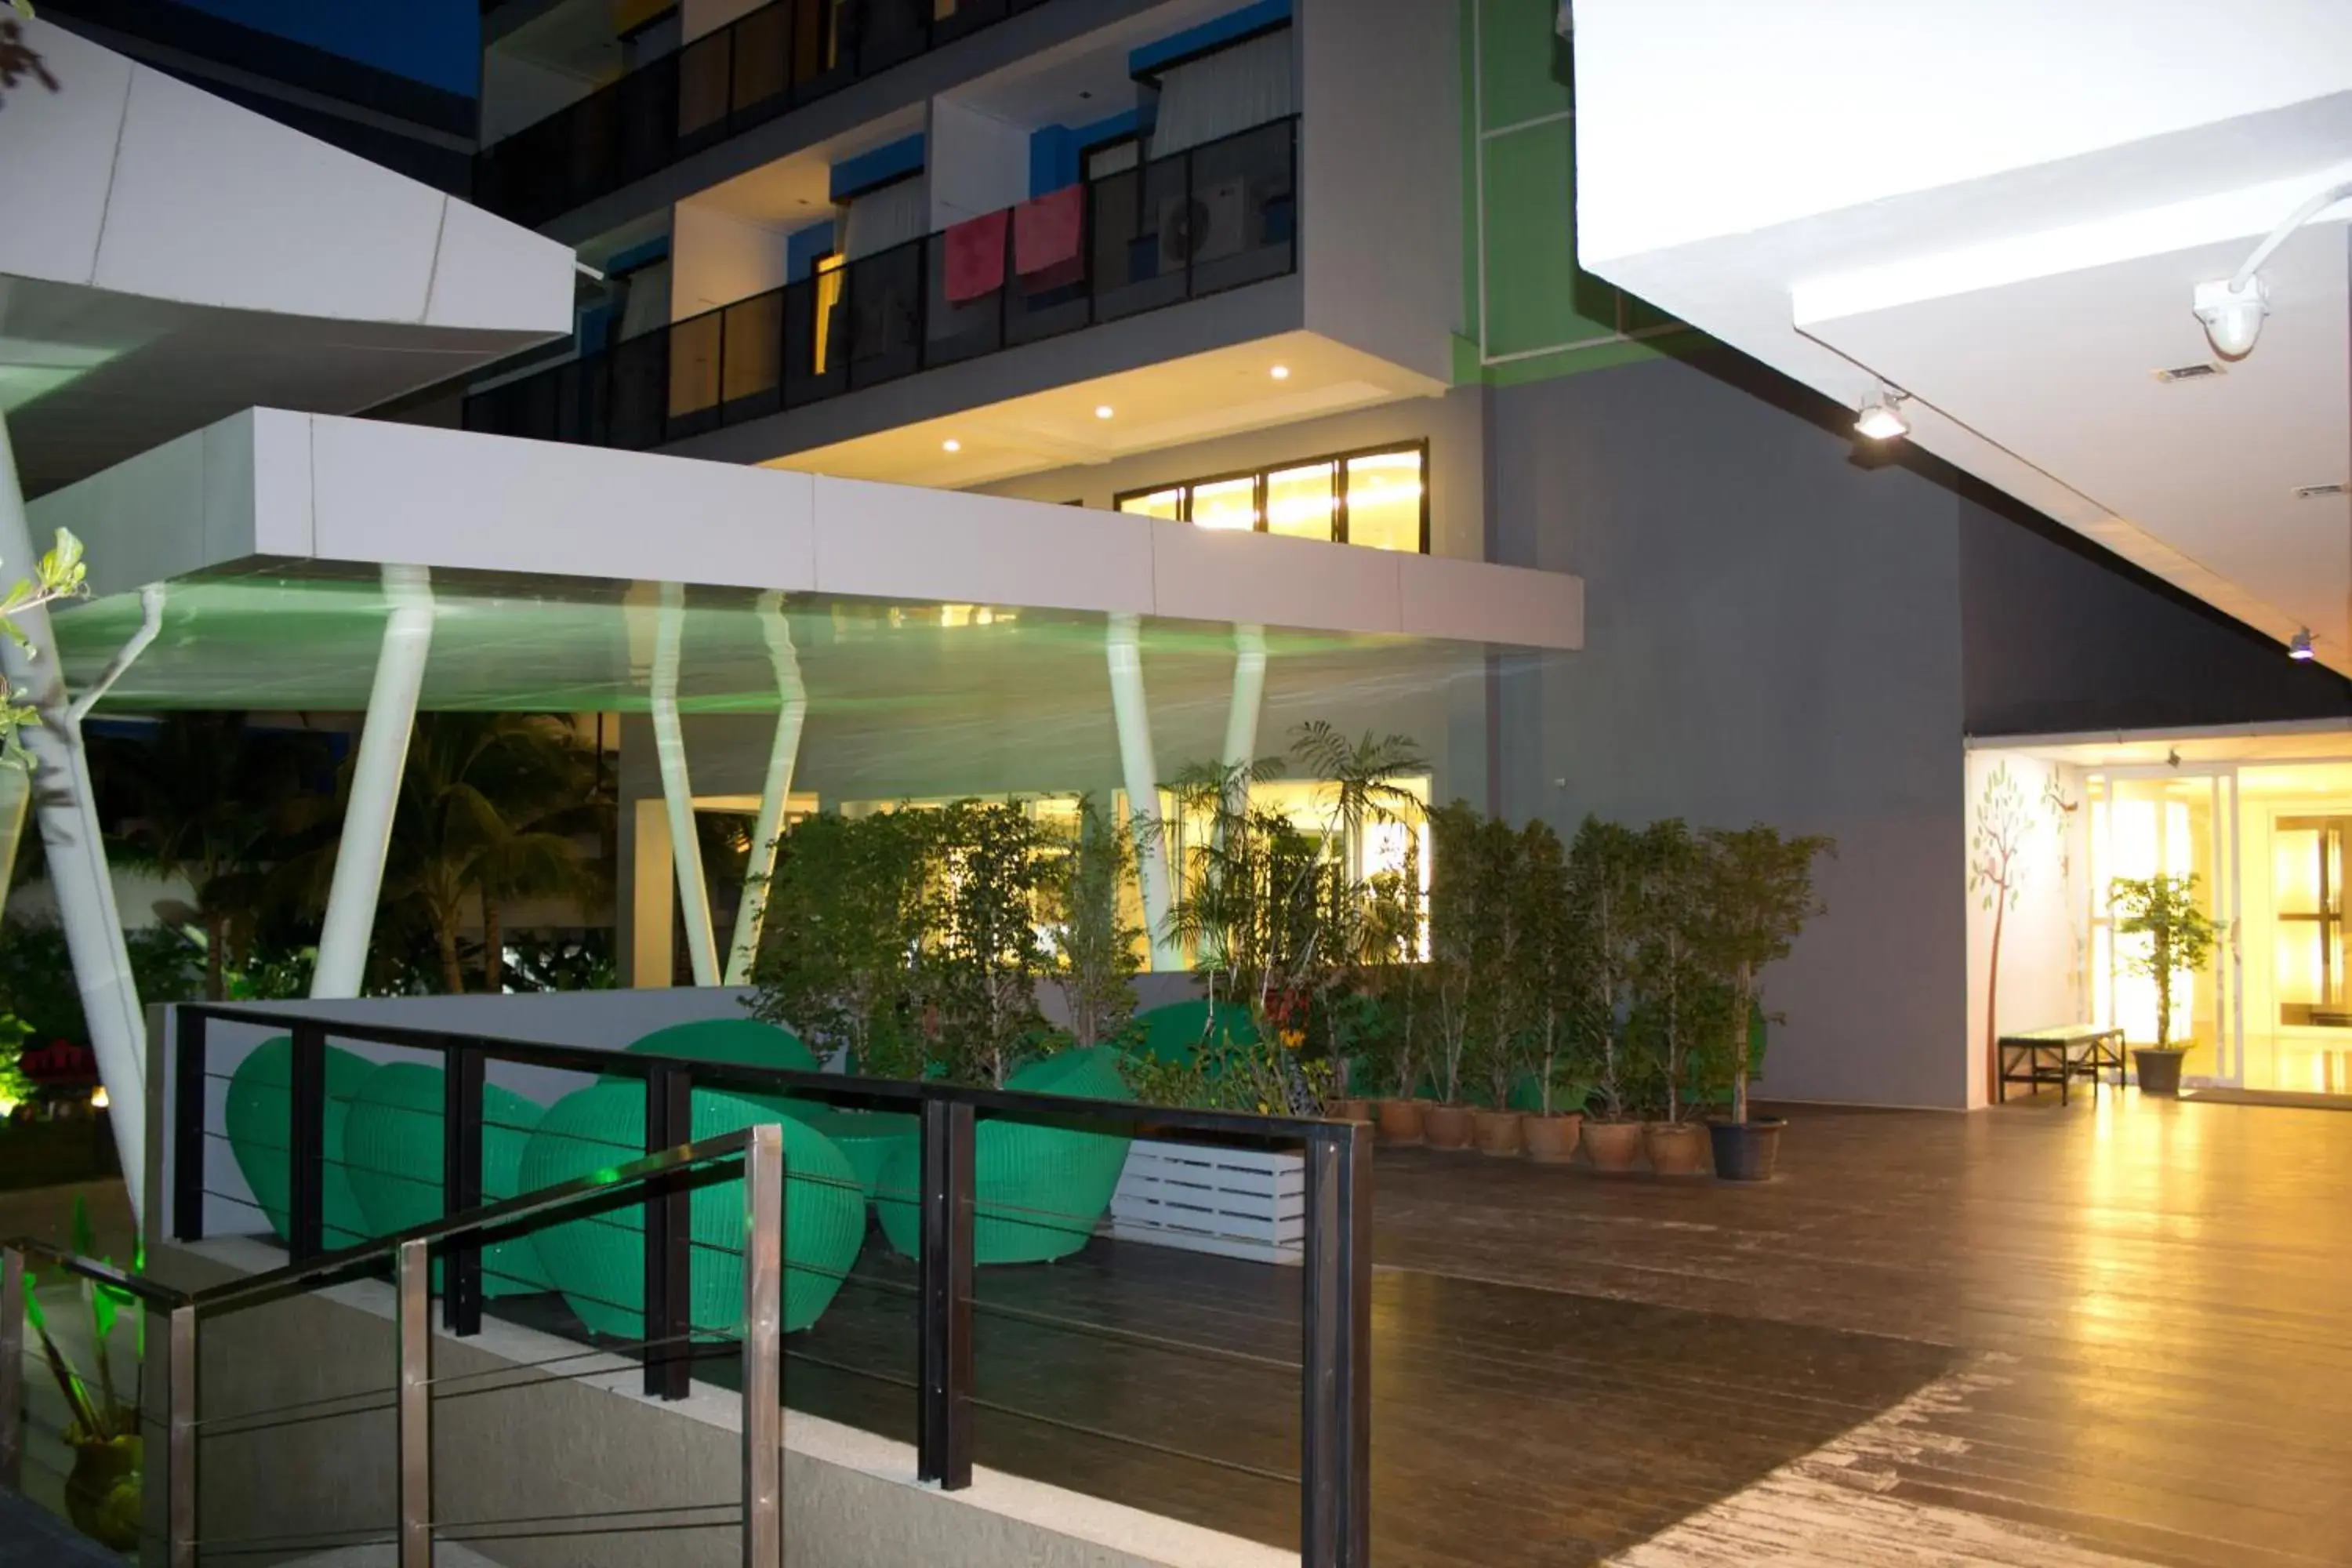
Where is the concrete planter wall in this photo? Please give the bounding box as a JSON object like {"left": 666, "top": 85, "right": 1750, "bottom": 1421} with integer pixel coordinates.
{"left": 1105, "top": 1140, "right": 1305, "bottom": 1265}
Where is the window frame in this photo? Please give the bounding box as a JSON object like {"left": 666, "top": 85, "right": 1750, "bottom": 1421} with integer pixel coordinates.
{"left": 1113, "top": 437, "right": 1430, "bottom": 554}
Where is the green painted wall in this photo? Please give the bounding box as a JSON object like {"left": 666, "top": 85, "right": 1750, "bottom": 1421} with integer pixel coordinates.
{"left": 1457, "top": 0, "right": 1695, "bottom": 386}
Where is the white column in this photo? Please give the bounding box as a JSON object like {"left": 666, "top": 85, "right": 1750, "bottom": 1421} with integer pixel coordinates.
{"left": 0, "top": 412, "right": 146, "bottom": 1210}
{"left": 312, "top": 565, "right": 434, "bottom": 999}
{"left": 1220, "top": 623, "right": 1268, "bottom": 811}
{"left": 724, "top": 593, "right": 806, "bottom": 987}
{"left": 1106, "top": 613, "right": 1180, "bottom": 971}
{"left": 652, "top": 583, "right": 720, "bottom": 986}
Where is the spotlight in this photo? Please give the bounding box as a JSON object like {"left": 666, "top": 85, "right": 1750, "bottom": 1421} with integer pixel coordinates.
{"left": 2290, "top": 628, "right": 2316, "bottom": 662}
{"left": 90, "top": 1085, "right": 109, "bottom": 1110}
{"left": 2193, "top": 276, "right": 2268, "bottom": 360}
{"left": 941, "top": 438, "right": 961, "bottom": 453}
{"left": 1094, "top": 405, "right": 1114, "bottom": 419}
{"left": 1854, "top": 390, "right": 1909, "bottom": 440}
{"left": 1269, "top": 364, "right": 1290, "bottom": 380}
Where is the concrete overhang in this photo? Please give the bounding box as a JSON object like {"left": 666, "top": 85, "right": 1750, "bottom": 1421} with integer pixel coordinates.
{"left": 0, "top": 19, "right": 575, "bottom": 494}
{"left": 1570, "top": 0, "right": 2352, "bottom": 673}
{"left": 29, "top": 411, "right": 1581, "bottom": 721}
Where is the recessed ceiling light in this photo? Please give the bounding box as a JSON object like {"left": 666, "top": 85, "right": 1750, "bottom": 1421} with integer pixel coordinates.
{"left": 941, "top": 438, "right": 961, "bottom": 453}
{"left": 1269, "top": 365, "right": 1290, "bottom": 380}
{"left": 1853, "top": 390, "right": 1908, "bottom": 441}
{"left": 1094, "top": 405, "right": 1114, "bottom": 419}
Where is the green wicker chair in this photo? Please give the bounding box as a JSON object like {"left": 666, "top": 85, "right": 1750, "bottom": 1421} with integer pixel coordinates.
{"left": 517, "top": 1081, "right": 866, "bottom": 1341}
{"left": 789, "top": 1108, "right": 920, "bottom": 1201}
{"left": 222, "top": 1036, "right": 376, "bottom": 1249}
{"left": 341, "top": 1062, "right": 553, "bottom": 1296}
{"left": 876, "top": 1047, "right": 1136, "bottom": 1265}
{"left": 1135, "top": 1000, "right": 1257, "bottom": 1066}
{"left": 619, "top": 1018, "right": 824, "bottom": 1122}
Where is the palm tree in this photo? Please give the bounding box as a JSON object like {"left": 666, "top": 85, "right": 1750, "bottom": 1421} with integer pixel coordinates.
{"left": 92, "top": 714, "right": 332, "bottom": 999}
{"left": 376, "top": 714, "right": 605, "bottom": 994}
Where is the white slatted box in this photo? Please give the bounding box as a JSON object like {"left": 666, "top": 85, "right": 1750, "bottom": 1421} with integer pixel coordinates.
{"left": 1105, "top": 1139, "right": 1305, "bottom": 1265}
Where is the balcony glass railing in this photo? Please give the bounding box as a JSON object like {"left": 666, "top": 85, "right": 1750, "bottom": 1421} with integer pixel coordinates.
{"left": 477, "top": 0, "right": 1055, "bottom": 227}
{"left": 464, "top": 116, "right": 1298, "bottom": 453}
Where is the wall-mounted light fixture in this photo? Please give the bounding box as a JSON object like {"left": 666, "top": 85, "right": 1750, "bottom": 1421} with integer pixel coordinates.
{"left": 2290, "top": 628, "right": 2317, "bottom": 662}
{"left": 2195, "top": 178, "right": 2352, "bottom": 360}
{"left": 1854, "top": 389, "right": 1910, "bottom": 440}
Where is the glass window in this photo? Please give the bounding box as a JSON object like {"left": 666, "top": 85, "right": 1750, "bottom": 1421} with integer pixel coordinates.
{"left": 1117, "top": 487, "right": 1184, "bottom": 521}
{"left": 1265, "top": 461, "right": 1337, "bottom": 541}
{"left": 1190, "top": 475, "right": 1258, "bottom": 532}
{"left": 811, "top": 253, "right": 846, "bottom": 373}
{"left": 1344, "top": 448, "right": 1424, "bottom": 552}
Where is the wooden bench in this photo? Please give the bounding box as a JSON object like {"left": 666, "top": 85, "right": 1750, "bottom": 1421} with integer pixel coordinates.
{"left": 1998, "top": 1025, "right": 2127, "bottom": 1105}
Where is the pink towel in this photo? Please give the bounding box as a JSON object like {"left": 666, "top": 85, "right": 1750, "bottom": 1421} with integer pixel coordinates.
{"left": 942, "top": 209, "right": 1008, "bottom": 303}
{"left": 1014, "top": 183, "right": 1086, "bottom": 289}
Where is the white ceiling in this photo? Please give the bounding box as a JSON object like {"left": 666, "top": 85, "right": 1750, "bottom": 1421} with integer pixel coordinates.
{"left": 1572, "top": 0, "right": 2352, "bottom": 675}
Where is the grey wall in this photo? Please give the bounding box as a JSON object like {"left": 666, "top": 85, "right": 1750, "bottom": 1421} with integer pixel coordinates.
{"left": 1297, "top": 0, "right": 1463, "bottom": 384}
{"left": 1958, "top": 477, "right": 2352, "bottom": 735}
{"left": 1487, "top": 353, "right": 1971, "bottom": 1109}
{"left": 977, "top": 385, "right": 1486, "bottom": 561}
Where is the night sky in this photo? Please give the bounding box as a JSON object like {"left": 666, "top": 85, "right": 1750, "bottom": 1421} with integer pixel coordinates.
{"left": 164, "top": 0, "right": 482, "bottom": 95}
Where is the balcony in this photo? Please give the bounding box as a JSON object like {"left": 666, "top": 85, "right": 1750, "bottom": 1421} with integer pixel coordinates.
{"left": 475, "top": 0, "right": 1054, "bottom": 227}
{"left": 464, "top": 116, "right": 1298, "bottom": 454}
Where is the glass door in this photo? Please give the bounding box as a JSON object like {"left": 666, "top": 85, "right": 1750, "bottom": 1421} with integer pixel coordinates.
{"left": 2087, "top": 768, "right": 2242, "bottom": 1086}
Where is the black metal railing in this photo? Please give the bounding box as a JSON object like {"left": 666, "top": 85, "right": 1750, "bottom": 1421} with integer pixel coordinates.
{"left": 166, "top": 999, "right": 1371, "bottom": 1566}
{"left": 477, "top": 0, "right": 1058, "bottom": 227}
{"left": 464, "top": 115, "right": 1300, "bottom": 452}
{"left": 6, "top": 1129, "right": 785, "bottom": 1568}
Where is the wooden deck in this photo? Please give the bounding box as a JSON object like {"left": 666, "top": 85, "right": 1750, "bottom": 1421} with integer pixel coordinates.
{"left": 481, "top": 1091, "right": 2352, "bottom": 1565}
{"left": 24, "top": 1091, "right": 2347, "bottom": 1566}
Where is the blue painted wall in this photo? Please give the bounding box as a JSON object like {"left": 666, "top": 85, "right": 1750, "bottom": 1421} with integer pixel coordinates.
{"left": 162, "top": 0, "right": 481, "bottom": 95}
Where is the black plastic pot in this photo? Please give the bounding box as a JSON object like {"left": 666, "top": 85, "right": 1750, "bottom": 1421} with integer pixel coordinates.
{"left": 2133, "top": 1047, "right": 2187, "bottom": 1097}
{"left": 1708, "top": 1116, "right": 1784, "bottom": 1181}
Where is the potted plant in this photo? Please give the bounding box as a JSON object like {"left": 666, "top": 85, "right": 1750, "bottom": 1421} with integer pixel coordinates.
{"left": 1512, "top": 819, "right": 1588, "bottom": 1163}
{"left": 2110, "top": 872, "right": 2216, "bottom": 1097}
{"left": 1697, "top": 824, "right": 1831, "bottom": 1181}
{"left": 748, "top": 808, "right": 933, "bottom": 1078}
{"left": 24, "top": 1198, "right": 147, "bottom": 1550}
{"left": 1568, "top": 818, "right": 1646, "bottom": 1171}
{"left": 1425, "top": 804, "right": 1512, "bottom": 1149}
{"left": 1043, "top": 793, "right": 1142, "bottom": 1050}
{"left": 1630, "top": 820, "right": 1711, "bottom": 1175}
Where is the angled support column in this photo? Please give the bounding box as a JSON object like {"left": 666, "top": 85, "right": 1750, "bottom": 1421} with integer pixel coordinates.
{"left": 312, "top": 565, "right": 434, "bottom": 999}
{"left": 652, "top": 583, "right": 720, "bottom": 986}
{"left": 1221, "top": 623, "right": 1268, "bottom": 816}
{"left": 0, "top": 412, "right": 149, "bottom": 1210}
{"left": 724, "top": 593, "right": 805, "bottom": 987}
{"left": 1106, "top": 613, "right": 1180, "bottom": 971}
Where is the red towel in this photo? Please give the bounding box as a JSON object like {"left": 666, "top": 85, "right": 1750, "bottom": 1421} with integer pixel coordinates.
{"left": 1014, "top": 183, "right": 1086, "bottom": 290}
{"left": 942, "top": 209, "right": 1008, "bottom": 303}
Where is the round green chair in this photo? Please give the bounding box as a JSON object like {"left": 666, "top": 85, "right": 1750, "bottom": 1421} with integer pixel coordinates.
{"left": 620, "top": 1018, "right": 825, "bottom": 1123}
{"left": 1135, "top": 1000, "right": 1258, "bottom": 1066}
{"left": 222, "top": 1036, "right": 376, "bottom": 1250}
{"left": 790, "top": 1108, "right": 920, "bottom": 1201}
{"left": 517, "top": 1082, "right": 866, "bottom": 1341}
{"left": 876, "top": 1047, "right": 1136, "bottom": 1265}
{"left": 342, "top": 1062, "right": 553, "bottom": 1296}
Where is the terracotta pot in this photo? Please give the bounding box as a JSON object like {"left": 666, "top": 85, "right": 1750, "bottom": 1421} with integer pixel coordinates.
{"left": 1472, "top": 1109, "right": 1526, "bottom": 1156}
{"left": 1644, "top": 1121, "right": 1710, "bottom": 1177}
{"left": 1421, "top": 1103, "right": 1477, "bottom": 1149}
{"left": 1374, "top": 1098, "right": 1425, "bottom": 1145}
{"left": 1334, "top": 1098, "right": 1376, "bottom": 1123}
{"left": 1582, "top": 1119, "right": 1646, "bottom": 1172}
{"left": 1521, "top": 1112, "right": 1584, "bottom": 1164}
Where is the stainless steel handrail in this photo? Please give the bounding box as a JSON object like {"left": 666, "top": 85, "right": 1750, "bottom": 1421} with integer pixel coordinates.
{"left": 4, "top": 1123, "right": 789, "bottom": 1568}
{"left": 188, "top": 1127, "right": 756, "bottom": 1315}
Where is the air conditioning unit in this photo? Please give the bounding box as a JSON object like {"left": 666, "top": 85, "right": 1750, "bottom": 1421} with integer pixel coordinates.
{"left": 1158, "top": 178, "right": 1249, "bottom": 274}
